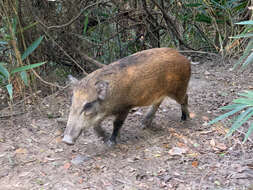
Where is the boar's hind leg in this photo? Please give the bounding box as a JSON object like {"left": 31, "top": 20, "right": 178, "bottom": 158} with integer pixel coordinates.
{"left": 180, "top": 94, "right": 189, "bottom": 121}
{"left": 108, "top": 110, "right": 129, "bottom": 146}
{"left": 142, "top": 101, "right": 162, "bottom": 128}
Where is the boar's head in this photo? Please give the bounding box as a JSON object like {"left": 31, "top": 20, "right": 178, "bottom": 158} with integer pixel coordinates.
{"left": 62, "top": 75, "right": 108, "bottom": 145}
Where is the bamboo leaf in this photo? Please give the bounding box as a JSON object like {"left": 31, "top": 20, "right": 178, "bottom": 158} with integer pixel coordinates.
{"left": 239, "top": 91, "right": 253, "bottom": 99}
{"left": 16, "top": 22, "right": 38, "bottom": 34}
{"left": 233, "top": 1, "right": 248, "bottom": 12}
{"left": 185, "top": 3, "right": 202, "bottom": 7}
{"left": 242, "top": 52, "right": 253, "bottom": 69}
{"left": 209, "top": 0, "right": 226, "bottom": 10}
{"left": 20, "top": 71, "right": 28, "bottom": 86}
{"left": 208, "top": 105, "right": 247, "bottom": 125}
{"left": 243, "top": 122, "right": 253, "bottom": 143}
{"left": 220, "top": 103, "right": 245, "bottom": 110}
{"left": 0, "top": 62, "right": 10, "bottom": 79}
{"left": 230, "top": 107, "right": 253, "bottom": 131}
{"left": 12, "top": 17, "right": 17, "bottom": 33}
{"left": 233, "top": 37, "right": 253, "bottom": 70}
{"left": 231, "top": 33, "right": 253, "bottom": 39}
{"left": 195, "top": 13, "right": 212, "bottom": 24}
{"left": 233, "top": 98, "right": 253, "bottom": 106}
{"left": 226, "top": 110, "right": 253, "bottom": 138}
{"left": 236, "top": 20, "right": 253, "bottom": 25}
{"left": 83, "top": 14, "right": 89, "bottom": 35}
{"left": 6, "top": 84, "right": 13, "bottom": 100}
{"left": 0, "top": 41, "right": 8, "bottom": 45}
{"left": 11, "top": 62, "right": 47, "bottom": 74}
{"left": 21, "top": 36, "right": 44, "bottom": 61}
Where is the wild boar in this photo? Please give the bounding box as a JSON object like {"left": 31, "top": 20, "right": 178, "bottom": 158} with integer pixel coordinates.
{"left": 62, "top": 48, "right": 191, "bottom": 146}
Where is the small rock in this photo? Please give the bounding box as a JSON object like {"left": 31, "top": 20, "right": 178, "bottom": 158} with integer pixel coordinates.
{"left": 168, "top": 147, "right": 187, "bottom": 156}
{"left": 191, "top": 61, "right": 200, "bottom": 65}
{"left": 204, "top": 71, "right": 210, "bottom": 75}
{"left": 71, "top": 155, "right": 90, "bottom": 165}
{"left": 133, "top": 111, "right": 143, "bottom": 115}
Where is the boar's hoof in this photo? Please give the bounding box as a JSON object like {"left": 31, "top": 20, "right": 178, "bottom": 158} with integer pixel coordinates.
{"left": 106, "top": 139, "right": 116, "bottom": 147}
{"left": 181, "top": 112, "right": 189, "bottom": 121}
{"left": 141, "top": 119, "right": 153, "bottom": 129}
{"left": 62, "top": 135, "right": 75, "bottom": 145}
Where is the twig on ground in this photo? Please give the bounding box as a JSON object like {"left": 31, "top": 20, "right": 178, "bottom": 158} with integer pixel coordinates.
{"left": 76, "top": 49, "right": 105, "bottom": 68}
{"left": 0, "top": 111, "right": 26, "bottom": 119}
{"left": 31, "top": 69, "right": 64, "bottom": 88}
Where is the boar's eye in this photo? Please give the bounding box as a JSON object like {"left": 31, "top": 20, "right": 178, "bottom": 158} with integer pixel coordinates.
{"left": 80, "top": 101, "right": 96, "bottom": 116}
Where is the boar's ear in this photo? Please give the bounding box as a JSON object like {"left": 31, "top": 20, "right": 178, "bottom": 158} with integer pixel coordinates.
{"left": 68, "top": 75, "right": 78, "bottom": 85}
{"left": 95, "top": 81, "right": 109, "bottom": 101}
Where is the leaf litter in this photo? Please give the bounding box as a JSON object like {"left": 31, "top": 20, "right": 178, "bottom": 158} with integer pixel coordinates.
{"left": 0, "top": 60, "right": 253, "bottom": 189}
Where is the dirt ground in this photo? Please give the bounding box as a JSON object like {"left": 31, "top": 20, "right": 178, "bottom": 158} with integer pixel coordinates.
{"left": 1, "top": 58, "right": 253, "bottom": 190}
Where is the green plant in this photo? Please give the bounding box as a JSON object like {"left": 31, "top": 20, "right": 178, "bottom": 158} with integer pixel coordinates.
{"left": 232, "top": 20, "right": 253, "bottom": 69}
{"left": 209, "top": 20, "right": 253, "bottom": 142}
{"left": 181, "top": 0, "right": 248, "bottom": 52}
{"left": 0, "top": 0, "right": 47, "bottom": 100}
{"left": 209, "top": 91, "right": 253, "bottom": 142}
{"left": 0, "top": 36, "right": 46, "bottom": 100}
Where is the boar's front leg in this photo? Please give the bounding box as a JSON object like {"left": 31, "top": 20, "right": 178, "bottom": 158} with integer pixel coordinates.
{"left": 94, "top": 124, "right": 107, "bottom": 141}
{"left": 107, "top": 110, "right": 129, "bottom": 146}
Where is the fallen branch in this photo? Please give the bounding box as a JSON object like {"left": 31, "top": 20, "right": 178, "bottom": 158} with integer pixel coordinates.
{"left": 32, "top": 69, "right": 64, "bottom": 88}
{"left": 77, "top": 51, "right": 105, "bottom": 68}
{"left": 0, "top": 111, "right": 26, "bottom": 119}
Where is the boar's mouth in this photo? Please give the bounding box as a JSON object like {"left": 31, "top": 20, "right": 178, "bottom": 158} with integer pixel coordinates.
{"left": 62, "top": 129, "right": 82, "bottom": 145}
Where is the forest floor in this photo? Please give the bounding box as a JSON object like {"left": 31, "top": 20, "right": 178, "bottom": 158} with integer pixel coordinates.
{"left": 0, "top": 57, "right": 253, "bottom": 190}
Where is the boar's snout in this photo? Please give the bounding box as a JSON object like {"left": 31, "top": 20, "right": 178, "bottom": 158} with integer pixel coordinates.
{"left": 62, "top": 135, "right": 75, "bottom": 145}
{"left": 62, "top": 123, "right": 83, "bottom": 145}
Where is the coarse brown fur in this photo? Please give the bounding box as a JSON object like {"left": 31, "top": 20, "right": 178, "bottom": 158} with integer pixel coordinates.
{"left": 63, "top": 48, "right": 191, "bottom": 146}
{"left": 77, "top": 48, "right": 190, "bottom": 112}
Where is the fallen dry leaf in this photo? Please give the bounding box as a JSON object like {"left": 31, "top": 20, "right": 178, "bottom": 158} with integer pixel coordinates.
{"left": 54, "top": 129, "right": 62, "bottom": 136}
{"left": 79, "top": 178, "right": 84, "bottom": 184}
{"left": 192, "top": 161, "right": 198, "bottom": 167}
{"left": 55, "top": 136, "right": 62, "bottom": 143}
{"left": 154, "top": 154, "right": 161, "bottom": 158}
{"left": 204, "top": 71, "right": 210, "bottom": 75}
{"left": 215, "top": 142, "right": 227, "bottom": 150}
{"left": 214, "top": 123, "right": 228, "bottom": 135}
{"left": 210, "top": 138, "right": 216, "bottom": 147}
{"left": 202, "top": 116, "right": 209, "bottom": 121}
{"left": 169, "top": 147, "right": 187, "bottom": 156}
{"left": 15, "top": 148, "right": 28, "bottom": 154}
{"left": 247, "top": 164, "right": 253, "bottom": 169}
{"left": 200, "top": 130, "right": 213, "bottom": 135}
{"left": 187, "top": 153, "right": 199, "bottom": 157}
{"left": 163, "top": 143, "right": 169, "bottom": 149}
{"left": 177, "top": 142, "right": 185, "bottom": 147}
{"left": 189, "top": 112, "right": 196, "bottom": 118}
{"left": 63, "top": 162, "right": 71, "bottom": 170}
